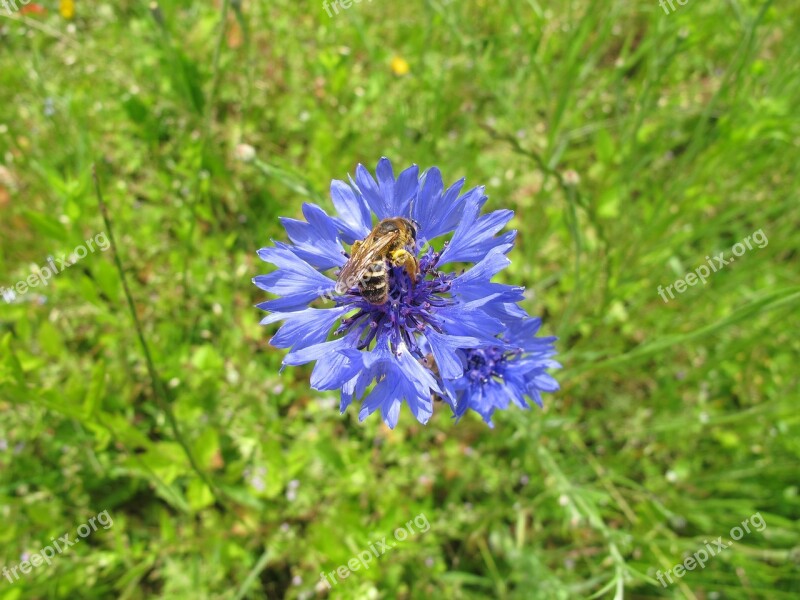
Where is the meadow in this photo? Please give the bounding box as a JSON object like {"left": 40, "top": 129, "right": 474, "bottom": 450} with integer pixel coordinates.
{"left": 0, "top": 0, "right": 798, "bottom": 598}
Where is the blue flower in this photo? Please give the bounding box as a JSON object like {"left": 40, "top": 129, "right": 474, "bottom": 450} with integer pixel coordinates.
{"left": 254, "top": 158, "right": 558, "bottom": 428}
{"left": 442, "top": 317, "right": 561, "bottom": 427}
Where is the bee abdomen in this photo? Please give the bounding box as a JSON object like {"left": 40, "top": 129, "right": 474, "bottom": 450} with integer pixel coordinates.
{"left": 362, "top": 263, "right": 385, "bottom": 283}
{"left": 361, "top": 285, "right": 388, "bottom": 304}
{"left": 360, "top": 262, "right": 388, "bottom": 304}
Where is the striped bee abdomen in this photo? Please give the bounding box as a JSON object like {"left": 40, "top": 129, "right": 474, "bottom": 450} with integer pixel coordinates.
{"left": 360, "top": 261, "right": 388, "bottom": 304}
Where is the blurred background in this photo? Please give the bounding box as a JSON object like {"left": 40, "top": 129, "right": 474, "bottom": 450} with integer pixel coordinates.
{"left": 1, "top": 0, "right": 798, "bottom": 598}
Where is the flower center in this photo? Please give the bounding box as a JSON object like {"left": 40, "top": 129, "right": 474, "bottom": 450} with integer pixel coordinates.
{"left": 333, "top": 247, "right": 456, "bottom": 353}
{"left": 464, "top": 346, "right": 515, "bottom": 384}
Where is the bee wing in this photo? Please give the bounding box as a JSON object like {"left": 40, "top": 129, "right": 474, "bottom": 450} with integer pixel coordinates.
{"left": 336, "top": 232, "right": 400, "bottom": 291}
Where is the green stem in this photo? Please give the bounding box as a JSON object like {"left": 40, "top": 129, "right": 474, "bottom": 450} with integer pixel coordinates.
{"left": 92, "top": 165, "right": 226, "bottom": 510}
{"left": 233, "top": 547, "right": 272, "bottom": 600}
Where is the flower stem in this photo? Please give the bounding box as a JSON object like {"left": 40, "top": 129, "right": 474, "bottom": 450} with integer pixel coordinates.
{"left": 92, "top": 164, "right": 226, "bottom": 510}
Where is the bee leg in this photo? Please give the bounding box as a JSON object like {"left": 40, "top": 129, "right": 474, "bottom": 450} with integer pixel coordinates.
{"left": 390, "top": 248, "right": 418, "bottom": 284}
{"left": 341, "top": 239, "right": 362, "bottom": 261}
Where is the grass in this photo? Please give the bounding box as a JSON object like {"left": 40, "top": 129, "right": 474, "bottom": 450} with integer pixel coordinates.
{"left": 1, "top": 0, "right": 798, "bottom": 598}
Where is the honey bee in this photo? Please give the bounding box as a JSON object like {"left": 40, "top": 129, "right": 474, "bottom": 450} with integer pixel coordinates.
{"left": 336, "top": 217, "right": 418, "bottom": 304}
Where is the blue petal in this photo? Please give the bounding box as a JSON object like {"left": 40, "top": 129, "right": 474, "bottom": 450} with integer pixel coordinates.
{"left": 392, "top": 163, "right": 419, "bottom": 217}
{"left": 478, "top": 300, "right": 530, "bottom": 323}
{"left": 358, "top": 370, "right": 434, "bottom": 428}
{"left": 256, "top": 244, "right": 307, "bottom": 269}
{"left": 414, "top": 180, "right": 488, "bottom": 244}
{"left": 362, "top": 339, "right": 441, "bottom": 395}
{"left": 465, "top": 386, "right": 493, "bottom": 426}
{"left": 330, "top": 179, "right": 372, "bottom": 243}
{"left": 424, "top": 330, "right": 480, "bottom": 379}
{"left": 354, "top": 164, "right": 390, "bottom": 220}
{"left": 449, "top": 248, "right": 523, "bottom": 303}
{"left": 339, "top": 376, "right": 358, "bottom": 413}
{"left": 485, "top": 382, "right": 512, "bottom": 412}
{"left": 283, "top": 336, "right": 355, "bottom": 366}
{"left": 438, "top": 197, "right": 515, "bottom": 265}
{"left": 439, "top": 378, "right": 462, "bottom": 418}
{"left": 403, "top": 391, "right": 434, "bottom": 426}
{"left": 437, "top": 302, "right": 505, "bottom": 341}
{"left": 507, "top": 383, "right": 531, "bottom": 410}
{"left": 310, "top": 349, "right": 363, "bottom": 391}
{"left": 411, "top": 167, "right": 443, "bottom": 241}
{"left": 252, "top": 268, "right": 332, "bottom": 303}
{"left": 460, "top": 381, "right": 519, "bottom": 427}
{"left": 254, "top": 246, "right": 335, "bottom": 311}
{"left": 261, "top": 306, "right": 349, "bottom": 351}
{"left": 454, "top": 388, "right": 472, "bottom": 420}
{"left": 375, "top": 157, "right": 395, "bottom": 210}
{"left": 506, "top": 318, "right": 557, "bottom": 352}
{"left": 382, "top": 394, "right": 403, "bottom": 429}
{"left": 452, "top": 248, "right": 509, "bottom": 286}
{"left": 279, "top": 203, "right": 346, "bottom": 270}
{"left": 370, "top": 158, "right": 419, "bottom": 219}
{"left": 282, "top": 337, "right": 363, "bottom": 390}
{"left": 395, "top": 343, "right": 442, "bottom": 395}
{"left": 430, "top": 179, "right": 472, "bottom": 238}
{"left": 530, "top": 373, "right": 560, "bottom": 393}
{"left": 358, "top": 375, "right": 402, "bottom": 426}
{"left": 528, "top": 389, "right": 544, "bottom": 408}
{"left": 354, "top": 340, "right": 439, "bottom": 428}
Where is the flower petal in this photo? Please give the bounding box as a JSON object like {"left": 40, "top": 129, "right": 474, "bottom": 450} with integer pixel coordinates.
{"left": 358, "top": 375, "right": 401, "bottom": 425}
{"left": 424, "top": 330, "right": 480, "bottom": 379}
{"left": 254, "top": 245, "right": 335, "bottom": 311}
{"left": 438, "top": 196, "right": 515, "bottom": 265}
{"left": 279, "top": 203, "right": 347, "bottom": 270}
{"left": 252, "top": 269, "right": 333, "bottom": 305}
{"left": 353, "top": 340, "right": 439, "bottom": 427}
{"left": 411, "top": 167, "right": 444, "bottom": 241}
{"left": 530, "top": 373, "right": 560, "bottom": 393}
{"left": 354, "top": 164, "right": 390, "bottom": 220}
{"left": 261, "top": 306, "right": 349, "bottom": 351}
{"left": 375, "top": 157, "right": 395, "bottom": 208}
{"left": 393, "top": 163, "right": 419, "bottom": 217}
{"left": 282, "top": 337, "right": 363, "bottom": 391}
{"left": 449, "top": 248, "right": 523, "bottom": 303}
{"left": 416, "top": 180, "right": 490, "bottom": 244}
{"left": 437, "top": 302, "right": 505, "bottom": 341}
{"left": 330, "top": 179, "right": 372, "bottom": 243}
{"left": 310, "top": 349, "right": 363, "bottom": 391}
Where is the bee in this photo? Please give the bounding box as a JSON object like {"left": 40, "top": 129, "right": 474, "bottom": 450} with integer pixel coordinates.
{"left": 336, "top": 217, "right": 418, "bottom": 304}
{"left": 422, "top": 353, "right": 444, "bottom": 403}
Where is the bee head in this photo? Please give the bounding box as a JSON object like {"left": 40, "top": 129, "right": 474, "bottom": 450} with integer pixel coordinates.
{"left": 379, "top": 218, "right": 417, "bottom": 241}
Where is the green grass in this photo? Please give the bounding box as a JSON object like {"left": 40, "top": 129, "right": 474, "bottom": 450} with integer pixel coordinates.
{"left": 1, "top": 0, "right": 798, "bottom": 598}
